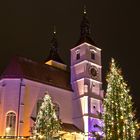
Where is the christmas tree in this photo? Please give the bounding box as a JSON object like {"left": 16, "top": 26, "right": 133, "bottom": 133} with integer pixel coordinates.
{"left": 32, "top": 92, "right": 61, "bottom": 140}
{"left": 103, "top": 58, "right": 138, "bottom": 140}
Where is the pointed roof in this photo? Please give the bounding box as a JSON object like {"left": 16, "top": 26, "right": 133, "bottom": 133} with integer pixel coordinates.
{"left": 76, "top": 6, "right": 96, "bottom": 46}
{"left": 46, "top": 27, "right": 64, "bottom": 64}
{"left": 0, "top": 56, "right": 71, "bottom": 90}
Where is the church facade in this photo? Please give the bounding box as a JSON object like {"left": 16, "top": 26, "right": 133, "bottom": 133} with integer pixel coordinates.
{"left": 0, "top": 9, "right": 104, "bottom": 140}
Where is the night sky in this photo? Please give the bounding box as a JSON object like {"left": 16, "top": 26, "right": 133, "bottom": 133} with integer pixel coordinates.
{"left": 0, "top": 1, "right": 140, "bottom": 118}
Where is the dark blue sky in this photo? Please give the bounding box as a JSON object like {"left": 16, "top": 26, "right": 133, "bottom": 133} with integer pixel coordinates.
{"left": 0, "top": 0, "right": 140, "bottom": 118}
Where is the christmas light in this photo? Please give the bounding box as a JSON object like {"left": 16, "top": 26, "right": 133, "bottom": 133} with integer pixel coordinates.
{"left": 103, "top": 58, "right": 138, "bottom": 139}
{"left": 32, "top": 92, "right": 61, "bottom": 140}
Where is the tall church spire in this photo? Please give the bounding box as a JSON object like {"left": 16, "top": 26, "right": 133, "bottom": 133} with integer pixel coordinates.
{"left": 76, "top": 6, "right": 96, "bottom": 46}
{"left": 45, "top": 27, "right": 67, "bottom": 70}
{"left": 46, "top": 26, "right": 64, "bottom": 64}
{"left": 51, "top": 26, "right": 58, "bottom": 51}
{"left": 80, "top": 5, "right": 90, "bottom": 37}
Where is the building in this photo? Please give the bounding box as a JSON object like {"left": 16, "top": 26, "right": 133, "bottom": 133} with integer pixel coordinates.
{"left": 0, "top": 9, "right": 104, "bottom": 140}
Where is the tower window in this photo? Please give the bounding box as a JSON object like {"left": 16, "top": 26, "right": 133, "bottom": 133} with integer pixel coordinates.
{"left": 76, "top": 50, "right": 80, "bottom": 60}
{"left": 91, "top": 51, "right": 95, "bottom": 60}
{"left": 5, "top": 112, "right": 16, "bottom": 136}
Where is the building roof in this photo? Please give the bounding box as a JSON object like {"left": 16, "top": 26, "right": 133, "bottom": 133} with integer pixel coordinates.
{"left": 61, "top": 123, "right": 83, "bottom": 133}
{"left": 0, "top": 56, "right": 72, "bottom": 90}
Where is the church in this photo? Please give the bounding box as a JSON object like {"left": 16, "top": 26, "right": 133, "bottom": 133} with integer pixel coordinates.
{"left": 0, "top": 9, "right": 104, "bottom": 140}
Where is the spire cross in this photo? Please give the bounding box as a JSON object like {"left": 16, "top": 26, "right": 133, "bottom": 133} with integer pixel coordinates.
{"left": 53, "top": 25, "right": 56, "bottom": 34}
{"left": 83, "top": 5, "right": 87, "bottom": 14}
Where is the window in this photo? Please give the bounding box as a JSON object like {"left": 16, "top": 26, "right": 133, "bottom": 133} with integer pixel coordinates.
{"left": 91, "top": 51, "right": 95, "bottom": 60}
{"left": 37, "top": 99, "right": 43, "bottom": 115}
{"left": 76, "top": 50, "right": 80, "bottom": 60}
{"left": 54, "top": 103, "right": 60, "bottom": 119}
{"left": 5, "top": 112, "right": 16, "bottom": 136}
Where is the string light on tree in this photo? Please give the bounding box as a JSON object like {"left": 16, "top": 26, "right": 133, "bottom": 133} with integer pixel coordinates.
{"left": 32, "top": 92, "right": 61, "bottom": 140}
{"left": 103, "top": 58, "right": 139, "bottom": 139}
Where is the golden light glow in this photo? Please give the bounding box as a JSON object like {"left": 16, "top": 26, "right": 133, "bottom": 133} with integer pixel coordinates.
{"left": 45, "top": 60, "right": 67, "bottom": 70}
{"left": 5, "top": 127, "right": 11, "bottom": 134}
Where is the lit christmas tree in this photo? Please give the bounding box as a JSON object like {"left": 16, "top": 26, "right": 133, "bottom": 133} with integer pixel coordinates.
{"left": 103, "top": 58, "right": 138, "bottom": 140}
{"left": 32, "top": 92, "right": 61, "bottom": 140}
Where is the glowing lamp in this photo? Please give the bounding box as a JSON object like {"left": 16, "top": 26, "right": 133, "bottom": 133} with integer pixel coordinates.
{"left": 6, "top": 127, "right": 11, "bottom": 134}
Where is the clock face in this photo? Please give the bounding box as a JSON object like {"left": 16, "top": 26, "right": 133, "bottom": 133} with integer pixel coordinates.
{"left": 91, "top": 68, "right": 97, "bottom": 77}
{"left": 89, "top": 66, "right": 98, "bottom": 79}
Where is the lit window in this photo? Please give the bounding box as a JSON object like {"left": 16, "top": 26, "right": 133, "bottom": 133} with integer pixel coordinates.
{"left": 76, "top": 50, "right": 80, "bottom": 60}
{"left": 54, "top": 103, "right": 60, "bottom": 119}
{"left": 84, "top": 84, "right": 88, "bottom": 93}
{"left": 5, "top": 112, "right": 16, "bottom": 136}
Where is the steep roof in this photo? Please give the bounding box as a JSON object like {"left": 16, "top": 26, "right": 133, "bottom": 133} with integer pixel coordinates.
{"left": 45, "top": 29, "right": 64, "bottom": 64}
{"left": 0, "top": 56, "right": 72, "bottom": 90}
{"left": 76, "top": 7, "right": 96, "bottom": 46}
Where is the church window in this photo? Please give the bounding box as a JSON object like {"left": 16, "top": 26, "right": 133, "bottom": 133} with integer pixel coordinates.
{"left": 76, "top": 50, "right": 80, "bottom": 60}
{"left": 91, "top": 51, "right": 95, "bottom": 60}
{"left": 37, "top": 99, "right": 43, "bottom": 115}
{"left": 84, "top": 84, "right": 88, "bottom": 93}
{"left": 5, "top": 112, "right": 16, "bottom": 136}
{"left": 54, "top": 103, "right": 60, "bottom": 119}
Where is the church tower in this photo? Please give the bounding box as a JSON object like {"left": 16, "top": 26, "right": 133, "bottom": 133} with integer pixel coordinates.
{"left": 71, "top": 8, "right": 104, "bottom": 139}
{"left": 45, "top": 27, "right": 67, "bottom": 70}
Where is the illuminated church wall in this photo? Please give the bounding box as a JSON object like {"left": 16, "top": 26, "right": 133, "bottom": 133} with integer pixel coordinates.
{"left": 0, "top": 79, "right": 20, "bottom": 136}
{"left": 0, "top": 78, "right": 73, "bottom": 137}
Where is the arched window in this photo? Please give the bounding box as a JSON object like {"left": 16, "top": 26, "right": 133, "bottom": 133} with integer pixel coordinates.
{"left": 76, "top": 50, "right": 80, "bottom": 60}
{"left": 5, "top": 112, "right": 16, "bottom": 136}
{"left": 91, "top": 51, "right": 95, "bottom": 60}
{"left": 54, "top": 103, "right": 60, "bottom": 119}
{"left": 37, "top": 99, "right": 43, "bottom": 115}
